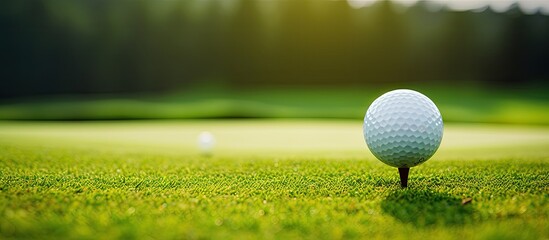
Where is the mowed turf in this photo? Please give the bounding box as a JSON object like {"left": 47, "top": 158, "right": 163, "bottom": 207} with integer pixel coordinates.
{"left": 0, "top": 120, "right": 547, "bottom": 239}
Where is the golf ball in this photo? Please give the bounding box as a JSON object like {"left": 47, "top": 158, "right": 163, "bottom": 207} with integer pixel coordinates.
{"left": 198, "top": 131, "right": 215, "bottom": 155}
{"left": 363, "top": 89, "right": 443, "bottom": 168}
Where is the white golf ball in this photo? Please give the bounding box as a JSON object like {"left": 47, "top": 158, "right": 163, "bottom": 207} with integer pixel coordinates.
{"left": 198, "top": 131, "right": 215, "bottom": 155}
{"left": 363, "top": 89, "right": 443, "bottom": 168}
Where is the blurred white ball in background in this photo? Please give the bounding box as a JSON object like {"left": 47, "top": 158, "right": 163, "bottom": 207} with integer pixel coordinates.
{"left": 197, "top": 131, "right": 215, "bottom": 156}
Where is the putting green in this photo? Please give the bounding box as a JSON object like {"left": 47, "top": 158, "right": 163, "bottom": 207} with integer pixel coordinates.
{"left": 0, "top": 120, "right": 547, "bottom": 156}
{"left": 0, "top": 120, "right": 547, "bottom": 239}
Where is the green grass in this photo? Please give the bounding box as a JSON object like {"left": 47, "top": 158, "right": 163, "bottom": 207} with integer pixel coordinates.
{"left": 0, "top": 120, "right": 548, "bottom": 239}
{"left": 0, "top": 86, "right": 548, "bottom": 124}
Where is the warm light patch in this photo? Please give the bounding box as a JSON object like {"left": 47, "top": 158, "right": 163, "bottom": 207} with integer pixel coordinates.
{"left": 347, "top": 0, "right": 377, "bottom": 9}
{"left": 347, "top": 0, "right": 549, "bottom": 14}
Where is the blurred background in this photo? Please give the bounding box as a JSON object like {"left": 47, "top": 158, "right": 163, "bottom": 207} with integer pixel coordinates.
{"left": 0, "top": 0, "right": 547, "bottom": 124}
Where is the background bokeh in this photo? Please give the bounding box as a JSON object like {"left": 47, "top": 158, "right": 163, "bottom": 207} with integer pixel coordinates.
{"left": 0, "top": 0, "right": 547, "bottom": 123}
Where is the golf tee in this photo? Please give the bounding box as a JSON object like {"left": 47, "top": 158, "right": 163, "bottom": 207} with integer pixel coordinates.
{"left": 398, "top": 168, "right": 409, "bottom": 188}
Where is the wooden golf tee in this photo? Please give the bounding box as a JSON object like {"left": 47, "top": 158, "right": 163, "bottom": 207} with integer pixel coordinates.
{"left": 398, "top": 168, "right": 409, "bottom": 188}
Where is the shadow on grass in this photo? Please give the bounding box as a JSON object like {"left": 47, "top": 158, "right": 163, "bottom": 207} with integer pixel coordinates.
{"left": 381, "top": 189, "right": 473, "bottom": 227}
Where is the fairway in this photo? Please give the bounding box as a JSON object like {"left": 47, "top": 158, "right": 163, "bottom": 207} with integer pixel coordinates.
{"left": 0, "top": 120, "right": 548, "bottom": 239}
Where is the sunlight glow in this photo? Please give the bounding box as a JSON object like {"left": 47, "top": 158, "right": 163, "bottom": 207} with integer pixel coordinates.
{"left": 442, "top": 0, "right": 490, "bottom": 11}
{"left": 488, "top": 0, "right": 515, "bottom": 13}
{"left": 348, "top": 0, "right": 377, "bottom": 9}
{"left": 392, "top": 0, "right": 419, "bottom": 7}
{"left": 519, "top": 0, "right": 549, "bottom": 14}
{"left": 347, "top": 0, "right": 549, "bottom": 14}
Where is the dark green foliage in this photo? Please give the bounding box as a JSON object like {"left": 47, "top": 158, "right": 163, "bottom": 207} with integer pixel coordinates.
{"left": 0, "top": 0, "right": 548, "bottom": 98}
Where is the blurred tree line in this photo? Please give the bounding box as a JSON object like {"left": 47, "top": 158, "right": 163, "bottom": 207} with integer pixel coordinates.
{"left": 0, "top": 0, "right": 548, "bottom": 98}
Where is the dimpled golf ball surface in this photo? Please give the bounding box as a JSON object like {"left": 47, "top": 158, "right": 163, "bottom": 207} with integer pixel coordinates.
{"left": 363, "top": 89, "right": 443, "bottom": 168}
